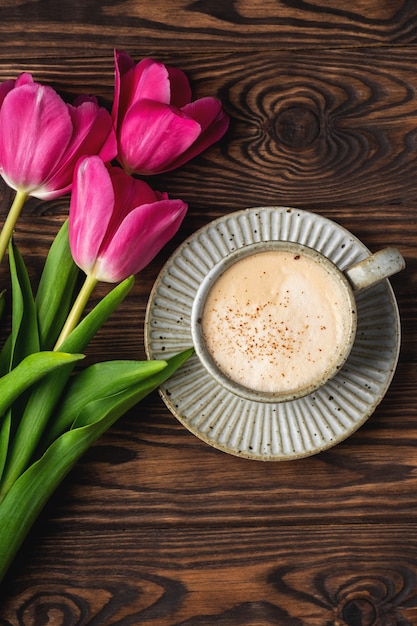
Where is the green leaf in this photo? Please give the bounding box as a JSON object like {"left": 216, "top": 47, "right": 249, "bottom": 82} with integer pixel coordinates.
{"left": 0, "top": 351, "right": 85, "bottom": 498}
{"left": 0, "top": 410, "right": 11, "bottom": 482}
{"left": 0, "top": 347, "right": 193, "bottom": 585}
{"left": 71, "top": 347, "right": 193, "bottom": 431}
{"left": 0, "top": 240, "right": 39, "bottom": 374}
{"left": 0, "top": 276, "right": 135, "bottom": 497}
{"left": 0, "top": 351, "right": 84, "bottom": 419}
{"left": 0, "top": 290, "right": 6, "bottom": 322}
{"left": 44, "top": 359, "right": 168, "bottom": 446}
{"left": 36, "top": 220, "right": 80, "bottom": 350}
{"left": 9, "top": 239, "right": 39, "bottom": 365}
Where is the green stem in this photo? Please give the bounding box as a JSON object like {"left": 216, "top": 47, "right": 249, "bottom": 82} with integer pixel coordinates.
{"left": 0, "top": 190, "right": 28, "bottom": 263}
{"left": 54, "top": 273, "right": 98, "bottom": 351}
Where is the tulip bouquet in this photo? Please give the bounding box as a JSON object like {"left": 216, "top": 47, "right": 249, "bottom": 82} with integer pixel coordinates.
{"left": 0, "top": 50, "right": 229, "bottom": 584}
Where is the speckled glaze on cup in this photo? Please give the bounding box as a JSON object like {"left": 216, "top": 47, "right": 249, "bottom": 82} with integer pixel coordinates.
{"left": 191, "top": 240, "right": 404, "bottom": 404}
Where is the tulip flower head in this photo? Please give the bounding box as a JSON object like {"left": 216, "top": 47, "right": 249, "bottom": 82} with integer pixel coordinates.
{"left": 69, "top": 155, "right": 188, "bottom": 283}
{"left": 0, "top": 73, "right": 116, "bottom": 201}
{"left": 112, "top": 50, "right": 229, "bottom": 175}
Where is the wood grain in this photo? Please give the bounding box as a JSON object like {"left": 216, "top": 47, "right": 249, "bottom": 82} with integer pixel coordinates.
{"left": 1, "top": 0, "right": 417, "bottom": 52}
{"left": 2, "top": 525, "right": 417, "bottom": 625}
{"left": 1, "top": 0, "right": 417, "bottom": 623}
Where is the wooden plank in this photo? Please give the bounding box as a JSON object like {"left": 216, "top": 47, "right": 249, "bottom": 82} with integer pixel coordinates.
{"left": 0, "top": 0, "right": 417, "bottom": 52}
{"left": 1, "top": 524, "right": 417, "bottom": 624}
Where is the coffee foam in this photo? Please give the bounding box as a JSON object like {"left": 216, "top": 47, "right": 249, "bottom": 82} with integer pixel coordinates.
{"left": 201, "top": 249, "right": 353, "bottom": 395}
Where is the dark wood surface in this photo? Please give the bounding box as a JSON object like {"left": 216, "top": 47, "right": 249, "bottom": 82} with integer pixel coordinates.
{"left": 0, "top": 1, "right": 417, "bottom": 624}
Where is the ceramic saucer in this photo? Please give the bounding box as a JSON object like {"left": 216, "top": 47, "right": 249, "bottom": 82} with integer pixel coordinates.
{"left": 144, "top": 207, "right": 401, "bottom": 461}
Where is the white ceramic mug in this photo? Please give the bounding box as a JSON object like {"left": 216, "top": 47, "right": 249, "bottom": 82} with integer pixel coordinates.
{"left": 191, "top": 240, "right": 405, "bottom": 403}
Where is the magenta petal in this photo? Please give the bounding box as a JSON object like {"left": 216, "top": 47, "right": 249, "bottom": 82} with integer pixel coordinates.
{"left": 182, "top": 97, "right": 224, "bottom": 131}
{"left": 67, "top": 100, "right": 116, "bottom": 162}
{"left": 14, "top": 73, "right": 34, "bottom": 88}
{"left": 96, "top": 117, "right": 118, "bottom": 163}
{"left": 117, "top": 99, "right": 201, "bottom": 174}
{"left": 0, "top": 83, "right": 72, "bottom": 193}
{"left": 69, "top": 156, "right": 115, "bottom": 275}
{"left": 112, "top": 49, "right": 124, "bottom": 126}
{"left": 111, "top": 169, "right": 159, "bottom": 219}
{"left": 115, "top": 49, "right": 136, "bottom": 77}
{"left": 43, "top": 101, "right": 116, "bottom": 197}
{"left": 0, "top": 79, "right": 16, "bottom": 108}
{"left": 101, "top": 168, "right": 160, "bottom": 241}
{"left": 34, "top": 104, "right": 115, "bottom": 200}
{"left": 96, "top": 198, "right": 187, "bottom": 282}
{"left": 113, "top": 49, "right": 137, "bottom": 126}
{"left": 163, "top": 98, "right": 229, "bottom": 171}
{"left": 166, "top": 66, "right": 192, "bottom": 108}
{"left": 130, "top": 58, "right": 171, "bottom": 104}
{"left": 115, "top": 55, "right": 171, "bottom": 126}
{"left": 73, "top": 94, "right": 98, "bottom": 106}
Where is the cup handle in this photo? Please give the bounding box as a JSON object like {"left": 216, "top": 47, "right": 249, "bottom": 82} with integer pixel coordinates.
{"left": 344, "top": 247, "right": 405, "bottom": 293}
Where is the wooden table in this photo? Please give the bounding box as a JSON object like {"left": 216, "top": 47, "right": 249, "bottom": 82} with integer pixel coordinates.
{"left": 0, "top": 2, "right": 416, "bottom": 624}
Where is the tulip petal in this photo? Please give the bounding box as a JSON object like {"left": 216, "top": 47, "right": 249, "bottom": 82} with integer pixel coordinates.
{"left": 72, "top": 96, "right": 117, "bottom": 163}
{"left": 162, "top": 97, "right": 230, "bottom": 171}
{"left": 182, "top": 97, "right": 225, "bottom": 131}
{"left": 95, "top": 198, "right": 187, "bottom": 282}
{"left": 117, "top": 99, "right": 201, "bottom": 174}
{"left": 0, "top": 79, "right": 15, "bottom": 108}
{"left": 114, "top": 53, "right": 171, "bottom": 126}
{"left": 166, "top": 66, "right": 192, "bottom": 108}
{"left": 115, "top": 49, "right": 136, "bottom": 77}
{"left": 0, "top": 83, "right": 72, "bottom": 194}
{"left": 112, "top": 49, "right": 133, "bottom": 126}
{"left": 130, "top": 58, "right": 171, "bottom": 103}
{"left": 14, "top": 73, "right": 34, "bottom": 88}
{"left": 0, "top": 72, "right": 34, "bottom": 111}
{"left": 43, "top": 101, "right": 116, "bottom": 199}
{"left": 69, "top": 157, "right": 115, "bottom": 275}
{"left": 110, "top": 169, "right": 159, "bottom": 222}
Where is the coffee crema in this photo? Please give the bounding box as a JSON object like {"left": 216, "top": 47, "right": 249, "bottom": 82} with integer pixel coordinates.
{"left": 200, "top": 249, "right": 354, "bottom": 396}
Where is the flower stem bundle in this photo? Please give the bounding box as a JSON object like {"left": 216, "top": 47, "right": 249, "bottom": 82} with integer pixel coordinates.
{"left": 0, "top": 49, "right": 228, "bottom": 585}
{"left": 0, "top": 221, "right": 193, "bottom": 584}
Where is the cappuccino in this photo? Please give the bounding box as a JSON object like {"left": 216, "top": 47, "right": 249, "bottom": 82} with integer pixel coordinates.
{"left": 200, "top": 248, "right": 354, "bottom": 397}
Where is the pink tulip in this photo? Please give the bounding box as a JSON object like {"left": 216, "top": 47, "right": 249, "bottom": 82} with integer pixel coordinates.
{"left": 0, "top": 73, "right": 32, "bottom": 107}
{"left": 112, "top": 50, "right": 229, "bottom": 175}
{"left": 69, "top": 156, "right": 188, "bottom": 283}
{"left": 0, "top": 73, "right": 116, "bottom": 200}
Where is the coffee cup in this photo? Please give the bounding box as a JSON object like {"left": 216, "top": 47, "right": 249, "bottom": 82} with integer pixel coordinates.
{"left": 191, "top": 241, "right": 404, "bottom": 403}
